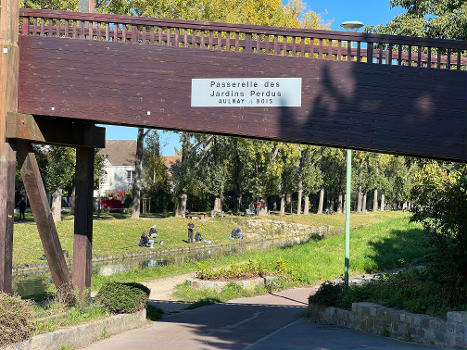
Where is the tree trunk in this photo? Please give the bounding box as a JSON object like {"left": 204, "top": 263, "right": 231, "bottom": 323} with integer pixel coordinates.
{"left": 70, "top": 188, "right": 76, "bottom": 215}
{"left": 131, "top": 128, "right": 145, "bottom": 219}
{"left": 280, "top": 194, "right": 285, "bottom": 215}
{"left": 357, "top": 187, "right": 363, "bottom": 212}
{"left": 362, "top": 192, "right": 367, "bottom": 213}
{"left": 337, "top": 193, "right": 343, "bottom": 213}
{"left": 214, "top": 197, "right": 222, "bottom": 212}
{"left": 318, "top": 188, "right": 324, "bottom": 214}
{"left": 286, "top": 193, "right": 292, "bottom": 213}
{"left": 373, "top": 189, "right": 378, "bottom": 211}
{"left": 297, "top": 180, "right": 303, "bottom": 215}
{"left": 303, "top": 195, "right": 310, "bottom": 215}
{"left": 381, "top": 193, "right": 385, "bottom": 211}
{"left": 176, "top": 193, "right": 187, "bottom": 218}
{"left": 236, "top": 194, "right": 242, "bottom": 213}
{"left": 51, "top": 188, "right": 62, "bottom": 222}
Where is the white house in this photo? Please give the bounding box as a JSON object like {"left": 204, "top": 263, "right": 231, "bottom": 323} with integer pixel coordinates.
{"left": 96, "top": 140, "right": 180, "bottom": 197}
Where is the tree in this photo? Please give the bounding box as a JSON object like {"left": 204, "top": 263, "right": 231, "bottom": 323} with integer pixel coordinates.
{"left": 373, "top": 0, "right": 466, "bottom": 40}
{"left": 42, "top": 146, "right": 76, "bottom": 222}
{"left": 300, "top": 146, "right": 323, "bottom": 215}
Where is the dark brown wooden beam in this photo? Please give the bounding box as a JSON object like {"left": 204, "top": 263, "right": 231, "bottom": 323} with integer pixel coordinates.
{"left": 16, "top": 141, "right": 73, "bottom": 297}
{"left": 72, "top": 147, "right": 94, "bottom": 295}
{"left": 6, "top": 112, "right": 105, "bottom": 148}
{"left": 0, "top": 0, "right": 19, "bottom": 294}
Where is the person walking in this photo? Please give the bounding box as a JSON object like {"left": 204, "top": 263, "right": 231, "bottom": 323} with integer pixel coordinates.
{"left": 187, "top": 219, "right": 195, "bottom": 243}
{"left": 18, "top": 195, "right": 26, "bottom": 221}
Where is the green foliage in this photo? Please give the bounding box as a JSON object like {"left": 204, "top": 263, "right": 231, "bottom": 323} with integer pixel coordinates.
{"left": 308, "top": 281, "right": 344, "bottom": 307}
{"left": 95, "top": 282, "right": 148, "bottom": 314}
{"left": 0, "top": 293, "right": 34, "bottom": 346}
{"left": 195, "top": 258, "right": 286, "bottom": 280}
{"left": 410, "top": 162, "right": 466, "bottom": 307}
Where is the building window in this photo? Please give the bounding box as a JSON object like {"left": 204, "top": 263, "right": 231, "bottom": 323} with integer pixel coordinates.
{"left": 127, "top": 170, "right": 135, "bottom": 183}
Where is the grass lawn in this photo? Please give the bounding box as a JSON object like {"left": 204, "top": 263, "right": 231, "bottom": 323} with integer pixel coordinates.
{"left": 91, "top": 215, "right": 429, "bottom": 292}
{"left": 12, "top": 211, "right": 408, "bottom": 267}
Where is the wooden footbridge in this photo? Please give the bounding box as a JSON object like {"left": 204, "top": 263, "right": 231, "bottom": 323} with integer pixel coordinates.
{"left": 1, "top": 1, "right": 466, "bottom": 296}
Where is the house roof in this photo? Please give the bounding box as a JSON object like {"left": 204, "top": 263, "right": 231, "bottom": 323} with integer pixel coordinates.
{"left": 99, "top": 140, "right": 181, "bottom": 167}
{"left": 99, "top": 140, "right": 136, "bottom": 166}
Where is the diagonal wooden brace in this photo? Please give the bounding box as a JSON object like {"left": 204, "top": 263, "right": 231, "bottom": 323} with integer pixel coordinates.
{"left": 16, "top": 141, "right": 73, "bottom": 301}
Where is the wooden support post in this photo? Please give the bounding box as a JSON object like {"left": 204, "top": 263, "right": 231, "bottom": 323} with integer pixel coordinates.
{"left": 0, "top": 0, "right": 19, "bottom": 293}
{"left": 16, "top": 141, "right": 73, "bottom": 299}
{"left": 72, "top": 147, "right": 94, "bottom": 294}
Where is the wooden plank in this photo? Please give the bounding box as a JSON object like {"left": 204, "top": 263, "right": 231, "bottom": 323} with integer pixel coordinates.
{"left": 16, "top": 141, "right": 73, "bottom": 297}
{"left": 17, "top": 36, "right": 467, "bottom": 162}
{"left": 6, "top": 112, "right": 105, "bottom": 148}
{"left": 72, "top": 147, "right": 94, "bottom": 294}
{"left": 0, "top": 0, "right": 20, "bottom": 294}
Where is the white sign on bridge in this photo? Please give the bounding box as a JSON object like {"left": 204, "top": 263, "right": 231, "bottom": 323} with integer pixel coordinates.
{"left": 191, "top": 78, "right": 302, "bottom": 107}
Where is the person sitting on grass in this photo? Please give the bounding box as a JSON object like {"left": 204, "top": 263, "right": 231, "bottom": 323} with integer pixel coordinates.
{"left": 139, "top": 231, "right": 154, "bottom": 248}
{"left": 229, "top": 226, "right": 243, "bottom": 239}
{"left": 149, "top": 224, "right": 158, "bottom": 238}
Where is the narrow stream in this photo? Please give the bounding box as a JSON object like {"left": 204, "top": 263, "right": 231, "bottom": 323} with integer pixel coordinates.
{"left": 12, "top": 231, "right": 334, "bottom": 298}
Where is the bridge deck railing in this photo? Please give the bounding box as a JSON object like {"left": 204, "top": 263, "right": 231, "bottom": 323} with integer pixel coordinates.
{"left": 19, "top": 9, "right": 467, "bottom": 71}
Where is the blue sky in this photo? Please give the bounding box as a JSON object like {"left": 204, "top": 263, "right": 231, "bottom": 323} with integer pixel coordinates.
{"left": 103, "top": 0, "right": 405, "bottom": 155}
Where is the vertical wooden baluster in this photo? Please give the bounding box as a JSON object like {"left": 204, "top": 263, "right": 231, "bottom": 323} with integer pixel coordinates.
{"left": 40, "top": 17, "right": 45, "bottom": 35}
{"left": 310, "top": 37, "right": 315, "bottom": 59}
{"left": 104, "top": 23, "right": 109, "bottom": 41}
{"left": 81, "top": 20, "right": 86, "bottom": 39}
{"left": 166, "top": 27, "right": 171, "bottom": 46}
{"left": 300, "top": 37, "right": 305, "bottom": 57}
{"left": 265, "top": 34, "right": 270, "bottom": 54}
{"left": 122, "top": 24, "right": 127, "bottom": 43}
{"left": 175, "top": 28, "right": 179, "bottom": 47}
{"left": 347, "top": 40, "right": 351, "bottom": 61}
{"left": 291, "top": 36, "right": 296, "bottom": 55}
{"left": 158, "top": 27, "right": 163, "bottom": 45}
{"left": 141, "top": 26, "right": 146, "bottom": 44}
{"left": 328, "top": 39, "right": 333, "bottom": 60}
{"left": 427, "top": 46, "right": 432, "bottom": 68}
{"left": 385, "top": 43, "right": 389, "bottom": 64}
{"left": 367, "top": 41, "right": 373, "bottom": 64}
{"left": 73, "top": 20, "right": 77, "bottom": 39}
{"left": 283, "top": 36, "right": 287, "bottom": 55}
{"left": 149, "top": 26, "right": 154, "bottom": 45}
{"left": 21, "top": 17, "right": 29, "bottom": 35}
{"left": 398, "top": 44, "right": 402, "bottom": 65}
{"left": 64, "top": 20, "right": 69, "bottom": 38}
{"left": 226, "top": 32, "right": 231, "bottom": 51}
{"left": 357, "top": 41, "right": 361, "bottom": 62}
{"left": 113, "top": 23, "right": 118, "bottom": 41}
{"left": 256, "top": 34, "right": 260, "bottom": 53}
{"left": 199, "top": 30, "right": 204, "bottom": 48}
{"left": 337, "top": 40, "right": 341, "bottom": 60}
{"left": 417, "top": 46, "right": 422, "bottom": 67}
{"left": 407, "top": 45, "right": 412, "bottom": 66}
{"left": 457, "top": 50, "right": 461, "bottom": 71}
{"left": 447, "top": 48, "right": 451, "bottom": 70}
{"left": 185, "top": 29, "right": 189, "bottom": 48}
{"left": 245, "top": 32, "right": 252, "bottom": 53}
{"left": 55, "top": 18, "right": 60, "bottom": 37}
{"left": 388, "top": 44, "right": 393, "bottom": 65}
{"left": 235, "top": 32, "right": 239, "bottom": 51}
{"left": 273, "top": 35, "right": 278, "bottom": 54}
{"left": 88, "top": 20, "right": 93, "bottom": 40}
{"left": 48, "top": 18, "right": 52, "bottom": 36}
{"left": 208, "top": 30, "right": 213, "bottom": 49}
{"left": 378, "top": 43, "right": 383, "bottom": 64}
{"left": 318, "top": 38, "right": 323, "bottom": 59}
{"left": 437, "top": 48, "right": 441, "bottom": 69}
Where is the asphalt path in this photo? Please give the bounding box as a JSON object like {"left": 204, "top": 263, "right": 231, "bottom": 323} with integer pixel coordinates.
{"left": 81, "top": 287, "right": 440, "bottom": 350}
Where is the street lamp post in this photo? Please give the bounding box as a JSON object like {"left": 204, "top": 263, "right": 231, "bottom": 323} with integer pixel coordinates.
{"left": 340, "top": 20, "right": 364, "bottom": 288}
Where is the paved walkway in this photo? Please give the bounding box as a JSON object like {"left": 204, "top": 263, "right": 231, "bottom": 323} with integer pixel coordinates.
{"left": 81, "top": 279, "right": 439, "bottom": 350}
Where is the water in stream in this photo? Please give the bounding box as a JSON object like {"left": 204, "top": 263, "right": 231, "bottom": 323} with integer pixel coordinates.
{"left": 12, "top": 235, "right": 314, "bottom": 298}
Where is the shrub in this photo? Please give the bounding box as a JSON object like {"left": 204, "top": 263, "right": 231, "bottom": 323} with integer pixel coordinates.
{"left": 0, "top": 292, "right": 34, "bottom": 346}
{"left": 95, "top": 282, "right": 148, "bottom": 314}
{"left": 308, "top": 281, "right": 344, "bottom": 307}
